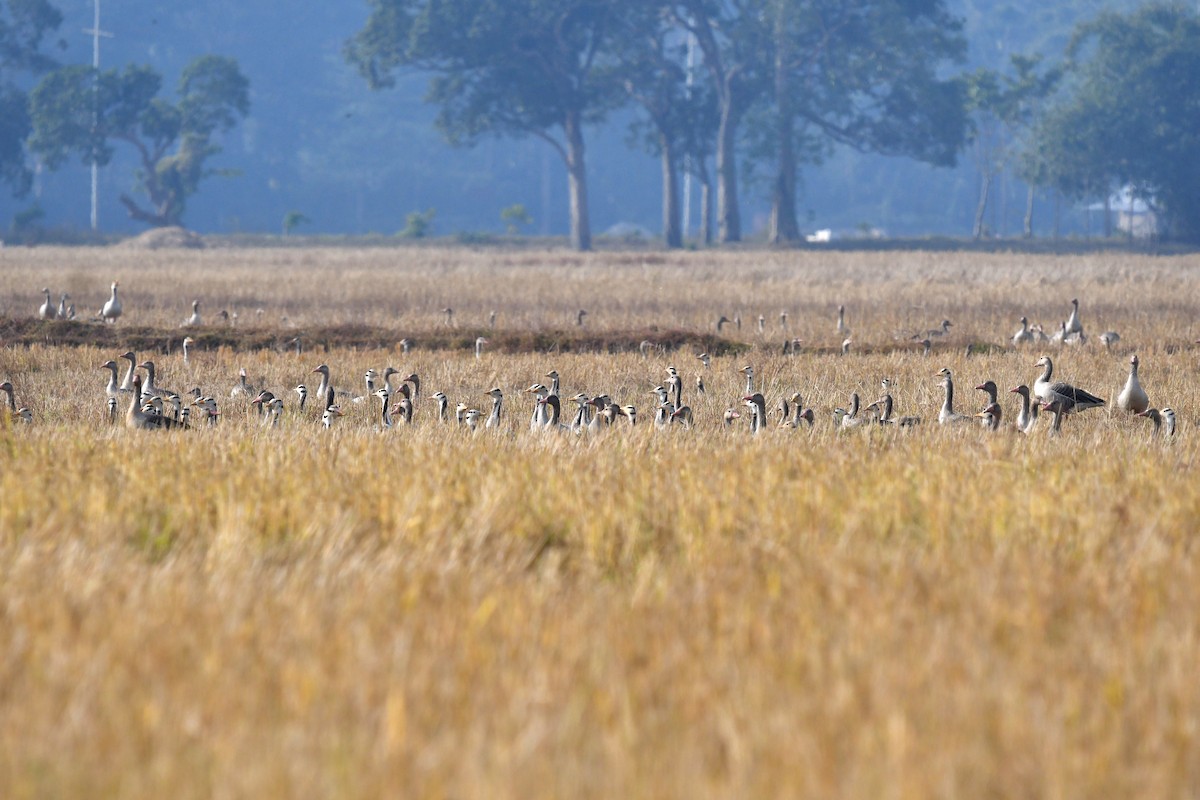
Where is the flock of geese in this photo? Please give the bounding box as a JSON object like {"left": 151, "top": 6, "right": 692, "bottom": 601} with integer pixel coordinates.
{"left": 4, "top": 292, "right": 1176, "bottom": 438}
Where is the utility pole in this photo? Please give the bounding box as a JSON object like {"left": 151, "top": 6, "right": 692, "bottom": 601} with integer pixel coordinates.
{"left": 82, "top": 0, "right": 113, "bottom": 231}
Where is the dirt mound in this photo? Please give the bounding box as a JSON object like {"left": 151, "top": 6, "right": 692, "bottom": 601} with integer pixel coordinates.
{"left": 119, "top": 227, "right": 207, "bottom": 250}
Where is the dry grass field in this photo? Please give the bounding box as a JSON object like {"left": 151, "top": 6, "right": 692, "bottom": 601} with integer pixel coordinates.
{"left": 2, "top": 244, "right": 1200, "bottom": 799}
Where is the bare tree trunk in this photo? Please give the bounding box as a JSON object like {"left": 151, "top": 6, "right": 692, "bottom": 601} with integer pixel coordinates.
{"left": 716, "top": 97, "right": 741, "bottom": 243}
{"left": 698, "top": 160, "right": 713, "bottom": 246}
{"left": 661, "top": 134, "right": 682, "bottom": 249}
{"left": 1023, "top": 185, "right": 1035, "bottom": 238}
{"left": 564, "top": 110, "right": 592, "bottom": 252}
{"left": 972, "top": 171, "right": 992, "bottom": 239}
{"left": 770, "top": 6, "right": 800, "bottom": 244}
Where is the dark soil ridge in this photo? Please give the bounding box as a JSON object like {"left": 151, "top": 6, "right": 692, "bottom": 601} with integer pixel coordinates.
{"left": 0, "top": 317, "right": 753, "bottom": 357}
{"left": 0, "top": 317, "right": 1001, "bottom": 359}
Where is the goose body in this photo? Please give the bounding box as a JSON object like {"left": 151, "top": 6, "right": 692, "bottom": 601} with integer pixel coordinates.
{"left": 138, "top": 360, "right": 174, "bottom": 398}
{"left": 38, "top": 288, "right": 56, "bottom": 320}
{"left": 936, "top": 368, "right": 971, "bottom": 425}
{"left": 486, "top": 388, "right": 504, "bottom": 428}
{"left": 101, "top": 281, "right": 122, "bottom": 323}
{"left": 1010, "top": 385, "right": 1039, "bottom": 434}
{"left": 100, "top": 360, "right": 121, "bottom": 398}
{"left": 1013, "top": 317, "right": 1033, "bottom": 346}
{"left": 183, "top": 299, "right": 202, "bottom": 327}
{"left": 1033, "top": 356, "right": 1105, "bottom": 414}
{"left": 975, "top": 381, "right": 1002, "bottom": 430}
{"left": 119, "top": 351, "right": 138, "bottom": 392}
{"left": 1116, "top": 355, "right": 1149, "bottom": 414}
{"left": 126, "top": 376, "right": 185, "bottom": 429}
{"left": 1065, "top": 298, "right": 1083, "bottom": 336}
{"left": 742, "top": 393, "right": 767, "bottom": 434}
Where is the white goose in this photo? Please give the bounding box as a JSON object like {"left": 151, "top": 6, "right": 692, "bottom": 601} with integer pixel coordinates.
{"left": 1032, "top": 356, "right": 1105, "bottom": 414}
{"left": 183, "top": 299, "right": 202, "bottom": 327}
{"left": 1116, "top": 354, "right": 1149, "bottom": 414}
{"left": 1065, "top": 298, "right": 1083, "bottom": 336}
{"left": 101, "top": 281, "right": 122, "bottom": 323}
{"left": 38, "top": 288, "right": 56, "bottom": 320}
{"left": 1012, "top": 316, "right": 1033, "bottom": 346}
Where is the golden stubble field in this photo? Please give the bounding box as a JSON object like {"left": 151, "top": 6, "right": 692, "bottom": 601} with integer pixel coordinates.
{"left": 1, "top": 245, "right": 1200, "bottom": 799}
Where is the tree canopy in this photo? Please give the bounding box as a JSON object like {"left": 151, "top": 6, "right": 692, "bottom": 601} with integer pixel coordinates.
{"left": 29, "top": 54, "right": 250, "bottom": 228}
{"left": 1032, "top": 4, "right": 1200, "bottom": 241}
{"left": 346, "top": 0, "right": 621, "bottom": 250}
{"left": 0, "top": 0, "right": 62, "bottom": 195}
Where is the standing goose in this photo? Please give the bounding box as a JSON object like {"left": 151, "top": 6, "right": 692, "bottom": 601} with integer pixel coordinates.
{"left": 100, "top": 360, "right": 122, "bottom": 398}
{"left": 38, "top": 288, "right": 56, "bottom": 320}
{"left": 138, "top": 360, "right": 174, "bottom": 398}
{"left": 1099, "top": 331, "right": 1121, "bottom": 349}
{"left": 696, "top": 352, "right": 711, "bottom": 369}
{"left": 935, "top": 368, "right": 971, "bottom": 425}
{"left": 1032, "top": 356, "right": 1105, "bottom": 414}
{"left": 742, "top": 393, "right": 767, "bottom": 434}
{"left": 1065, "top": 298, "right": 1083, "bottom": 336}
{"left": 375, "top": 388, "right": 394, "bottom": 429}
{"left": 311, "top": 365, "right": 333, "bottom": 410}
{"left": 264, "top": 397, "right": 284, "bottom": 427}
{"left": 975, "top": 381, "right": 1002, "bottom": 430}
{"left": 526, "top": 383, "right": 550, "bottom": 429}
{"left": 183, "top": 300, "right": 202, "bottom": 327}
{"left": 404, "top": 373, "right": 421, "bottom": 406}
{"left": 1116, "top": 354, "right": 1149, "bottom": 414}
{"left": 571, "top": 393, "right": 592, "bottom": 432}
{"left": 838, "top": 393, "right": 866, "bottom": 429}
{"left": 230, "top": 368, "right": 255, "bottom": 399}
{"left": 723, "top": 408, "right": 742, "bottom": 427}
{"left": 1009, "top": 385, "right": 1039, "bottom": 434}
{"left": 836, "top": 305, "right": 848, "bottom": 335}
{"left": 295, "top": 384, "right": 308, "bottom": 411}
{"left": 665, "top": 367, "right": 682, "bottom": 410}
{"left": 101, "top": 281, "right": 122, "bottom": 323}
{"left": 118, "top": 351, "right": 138, "bottom": 392}
{"left": 695, "top": 374, "right": 705, "bottom": 396}
{"left": 1013, "top": 317, "right": 1033, "bottom": 346}
{"left": 538, "top": 394, "right": 570, "bottom": 432}
{"left": 545, "top": 370, "right": 560, "bottom": 397}
{"left": 651, "top": 386, "right": 671, "bottom": 426}
{"left": 463, "top": 408, "right": 482, "bottom": 431}
{"left": 474, "top": 337, "right": 488, "bottom": 359}
{"left": 106, "top": 397, "right": 119, "bottom": 424}
{"left": 57, "top": 293, "right": 71, "bottom": 321}
{"left": 126, "top": 376, "right": 184, "bottom": 429}
{"left": 485, "top": 388, "right": 504, "bottom": 428}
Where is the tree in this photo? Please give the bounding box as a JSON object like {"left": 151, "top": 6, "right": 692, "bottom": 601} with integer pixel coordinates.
{"left": 612, "top": 1, "right": 718, "bottom": 248}
{"left": 667, "top": 0, "right": 770, "bottom": 243}
{"left": 761, "top": 0, "right": 968, "bottom": 244}
{"left": 1032, "top": 4, "right": 1200, "bottom": 242}
{"left": 346, "top": 0, "right": 622, "bottom": 251}
{"left": 29, "top": 55, "right": 249, "bottom": 228}
{"left": 968, "top": 55, "right": 1061, "bottom": 239}
{"left": 0, "top": 0, "right": 62, "bottom": 195}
